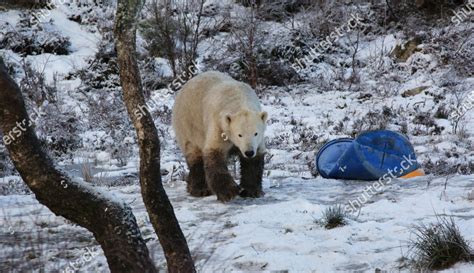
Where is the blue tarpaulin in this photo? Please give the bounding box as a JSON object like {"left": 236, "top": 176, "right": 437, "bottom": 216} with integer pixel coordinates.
{"left": 316, "top": 130, "right": 420, "bottom": 180}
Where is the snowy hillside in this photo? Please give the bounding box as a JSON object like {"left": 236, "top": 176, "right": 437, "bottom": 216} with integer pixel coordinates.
{"left": 1, "top": 0, "right": 473, "bottom": 272}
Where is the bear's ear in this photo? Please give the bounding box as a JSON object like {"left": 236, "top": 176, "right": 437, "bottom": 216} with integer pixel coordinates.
{"left": 222, "top": 113, "right": 232, "bottom": 127}
{"left": 260, "top": 111, "right": 268, "bottom": 122}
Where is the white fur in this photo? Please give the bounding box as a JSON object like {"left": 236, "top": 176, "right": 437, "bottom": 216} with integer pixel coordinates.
{"left": 172, "top": 71, "right": 267, "bottom": 159}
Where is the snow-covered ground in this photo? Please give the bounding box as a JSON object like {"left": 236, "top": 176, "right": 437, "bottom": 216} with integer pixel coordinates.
{"left": 1, "top": 1, "right": 473, "bottom": 272}
{"left": 2, "top": 171, "right": 474, "bottom": 272}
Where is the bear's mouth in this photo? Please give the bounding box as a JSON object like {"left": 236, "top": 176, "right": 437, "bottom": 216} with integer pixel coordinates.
{"left": 230, "top": 146, "right": 256, "bottom": 158}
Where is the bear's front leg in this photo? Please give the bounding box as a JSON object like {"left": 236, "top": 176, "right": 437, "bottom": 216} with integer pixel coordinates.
{"left": 186, "top": 156, "right": 212, "bottom": 197}
{"left": 239, "top": 153, "right": 265, "bottom": 198}
{"left": 203, "top": 149, "right": 240, "bottom": 202}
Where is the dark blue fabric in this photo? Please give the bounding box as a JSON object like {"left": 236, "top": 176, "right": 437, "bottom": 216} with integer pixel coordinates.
{"left": 316, "top": 130, "right": 419, "bottom": 180}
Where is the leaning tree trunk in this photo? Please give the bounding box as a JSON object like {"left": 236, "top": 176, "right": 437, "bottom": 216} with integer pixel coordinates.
{"left": 114, "top": 0, "right": 196, "bottom": 272}
{"left": 0, "top": 58, "right": 157, "bottom": 272}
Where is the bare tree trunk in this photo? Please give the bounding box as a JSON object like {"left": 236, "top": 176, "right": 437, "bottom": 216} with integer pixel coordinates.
{"left": 114, "top": 1, "right": 196, "bottom": 272}
{"left": 0, "top": 58, "right": 157, "bottom": 272}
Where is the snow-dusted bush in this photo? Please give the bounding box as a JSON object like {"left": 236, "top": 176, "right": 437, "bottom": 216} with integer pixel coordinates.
{"left": 422, "top": 158, "right": 474, "bottom": 176}
{"left": 85, "top": 90, "right": 134, "bottom": 159}
{"left": 63, "top": 1, "right": 116, "bottom": 42}
{"left": 349, "top": 106, "right": 395, "bottom": 136}
{"left": 2, "top": 58, "right": 79, "bottom": 157}
{"left": 8, "top": 59, "right": 80, "bottom": 157}
{"left": 36, "top": 103, "right": 81, "bottom": 157}
{"left": 78, "top": 45, "right": 120, "bottom": 91}
{"left": 387, "top": 0, "right": 465, "bottom": 17}
{"left": 235, "top": 0, "right": 313, "bottom": 22}
{"left": 298, "top": 0, "right": 354, "bottom": 38}
{"left": 412, "top": 112, "right": 444, "bottom": 135}
{"left": 430, "top": 28, "right": 474, "bottom": 78}
{"left": 70, "top": 38, "right": 136, "bottom": 162}
{"left": 0, "top": 13, "right": 70, "bottom": 56}
{"left": 19, "top": 61, "right": 58, "bottom": 108}
{"left": 1, "top": 30, "right": 70, "bottom": 56}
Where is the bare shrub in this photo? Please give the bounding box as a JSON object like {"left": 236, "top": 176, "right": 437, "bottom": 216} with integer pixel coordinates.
{"left": 208, "top": 3, "right": 299, "bottom": 88}
{"left": 434, "top": 103, "right": 450, "bottom": 119}
{"left": 18, "top": 62, "right": 80, "bottom": 157}
{"left": 423, "top": 158, "right": 473, "bottom": 175}
{"left": 448, "top": 87, "right": 473, "bottom": 134}
{"left": 421, "top": 27, "right": 473, "bottom": 79}
{"left": 84, "top": 89, "right": 134, "bottom": 160}
{"left": 236, "top": 0, "right": 313, "bottom": 22}
{"left": 81, "top": 163, "right": 94, "bottom": 183}
{"left": 320, "top": 205, "right": 348, "bottom": 229}
{"left": 19, "top": 61, "right": 58, "bottom": 108}
{"left": 228, "top": 3, "right": 261, "bottom": 88}
{"left": 291, "top": 123, "right": 322, "bottom": 152}
{"left": 350, "top": 106, "right": 395, "bottom": 137}
{"left": 140, "top": 0, "right": 217, "bottom": 77}
{"left": 36, "top": 104, "right": 81, "bottom": 157}
{"left": 387, "top": 0, "right": 465, "bottom": 18}
{"left": 112, "top": 145, "right": 133, "bottom": 167}
{"left": 297, "top": 0, "right": 349, "bottom": 38}
{"left": 408, "top": 216, "right": 473, "bottom": 270}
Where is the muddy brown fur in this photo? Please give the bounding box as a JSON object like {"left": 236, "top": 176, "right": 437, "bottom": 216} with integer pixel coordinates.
{"left": 185, "top": 156, "right": 212, "bottom": 197}
{"left": 239, "top": 153, "right": 265, "bottom": 198}
{"left": 203, "top": 149, "right": 240, "bottom": 202}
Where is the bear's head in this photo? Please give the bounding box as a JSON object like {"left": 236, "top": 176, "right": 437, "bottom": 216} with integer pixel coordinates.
{"left": 222, "top": 109, "right": 268, "bottom": 158}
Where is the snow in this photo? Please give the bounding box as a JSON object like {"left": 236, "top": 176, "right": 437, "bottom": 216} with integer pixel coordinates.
{"left": 95, "top": 151, "right": 111, "bottom": 163}
{"left": 2, "top": 173, "right": 473, "bottom": 272}
{"left": 357, "top": 34, "right": 399, "bottom": 60}
{"left": 1, "top": 1, "right": 473, "bottom": 272}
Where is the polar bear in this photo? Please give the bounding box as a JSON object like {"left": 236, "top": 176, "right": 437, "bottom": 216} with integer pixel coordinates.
{"left": 172, "top": 71, "right": 268, "bottom": 202}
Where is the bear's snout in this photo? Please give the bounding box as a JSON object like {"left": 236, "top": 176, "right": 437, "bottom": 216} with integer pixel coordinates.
{"left": 244, "top": 150, "right": 255, "bottom": 158}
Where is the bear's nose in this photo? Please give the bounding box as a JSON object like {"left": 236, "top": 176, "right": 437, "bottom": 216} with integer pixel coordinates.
{"left": 244, "top": 150, "right": 255, "bottom": 158}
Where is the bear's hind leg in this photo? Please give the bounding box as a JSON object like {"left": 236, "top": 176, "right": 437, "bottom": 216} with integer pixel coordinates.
{"left": 239, "top": 153, "right": 265, "bottom": 198}
{"left": 185, "top": 148, "right": 212, "bottom": 197}
{"left": 203, "top": 149, "right": 241, "bottom": 202}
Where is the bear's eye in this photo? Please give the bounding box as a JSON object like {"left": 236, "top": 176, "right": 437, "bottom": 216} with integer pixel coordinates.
{"left": 254, "top": 132, "right": 258, "bottom": 136}
{"left": 238, "top": 134, "right": 242, "bottom": 137}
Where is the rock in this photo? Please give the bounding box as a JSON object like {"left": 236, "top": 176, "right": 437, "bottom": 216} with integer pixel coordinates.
{"left": 402, "top": 86, "right": 429, "bottom": 97}
{"left": 391, "top": 37, "right": 422, "bottom": 62}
